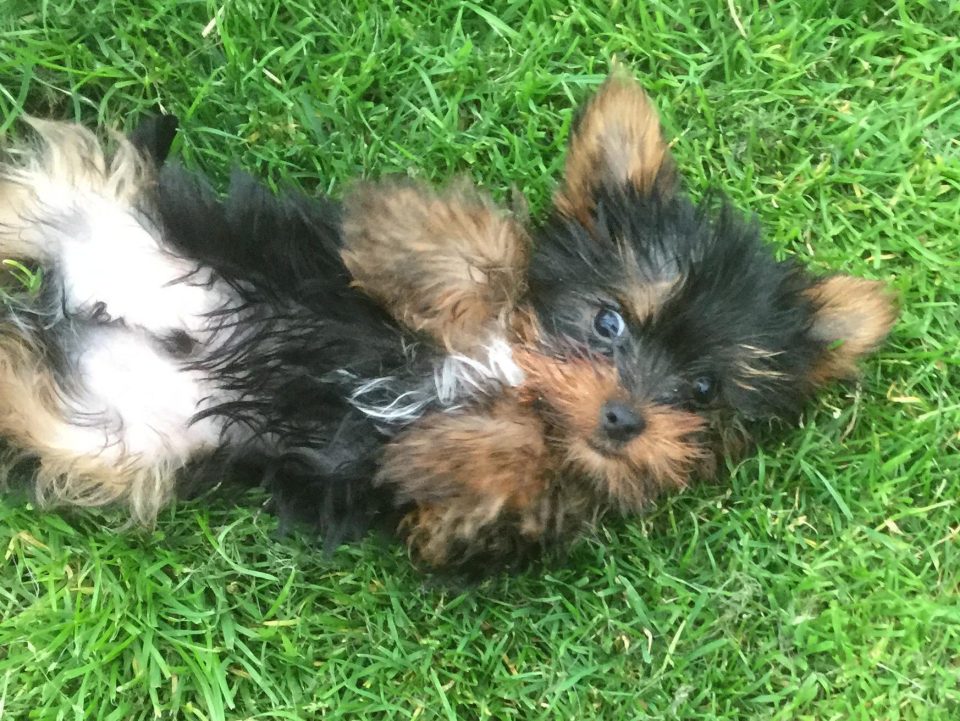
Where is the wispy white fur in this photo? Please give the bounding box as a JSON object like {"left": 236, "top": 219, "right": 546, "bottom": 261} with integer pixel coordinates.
{"left": 350, "top": 334, "right": 524, "bottom": 425}
{"left": 434, "top": 335, "right": 524, "bottom": 404}
{"left": 348, "top": 377, "right": 435, "bottom": 423}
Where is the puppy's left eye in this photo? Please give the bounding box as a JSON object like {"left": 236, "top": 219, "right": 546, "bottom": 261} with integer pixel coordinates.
{"left": 593, "top": 308, "right": 626, "bottom": 340}
{"left": 692, "top": 375, "right": 719, "bottom": 405}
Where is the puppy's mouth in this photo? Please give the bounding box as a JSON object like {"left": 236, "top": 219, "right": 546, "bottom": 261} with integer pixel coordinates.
{"left": 564, "top": 408, "right": 710, "bottom": 512}
{"left": 585, "top": 437, "right": 630, "bottom": 459}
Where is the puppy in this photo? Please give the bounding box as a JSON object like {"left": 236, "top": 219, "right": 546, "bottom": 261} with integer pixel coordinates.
{"left": 0, "top": 72, "right": 896, "bottom": 576}
{"left": 339, "top": 71, "right": 899, "bottom": 572}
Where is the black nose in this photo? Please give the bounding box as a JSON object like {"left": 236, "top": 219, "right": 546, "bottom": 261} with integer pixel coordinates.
{"left": 601, "top": 401, "right": 646, "bottom": 442}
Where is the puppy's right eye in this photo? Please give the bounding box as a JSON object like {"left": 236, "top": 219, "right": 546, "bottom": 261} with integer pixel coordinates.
{"left": 691, "top": 375, "right": 719, "bottom": 405}
{"left": 593, "top": 308, "right": 625, "bottom": 340}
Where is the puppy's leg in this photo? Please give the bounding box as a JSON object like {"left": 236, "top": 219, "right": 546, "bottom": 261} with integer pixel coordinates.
{"left": 376, "top": 397, "right": 563, "bottom": 571}
{"left": 0, "top": 119, "right": 234, "bottom": 339}
{"left": 342, "top": 181, "right": 529, "bottom": 353}
{"left": 0, "top": 120, "right": 237, "bottom": 522}
{"left": 0, "top": 326, "right": 211, "bottom": 524}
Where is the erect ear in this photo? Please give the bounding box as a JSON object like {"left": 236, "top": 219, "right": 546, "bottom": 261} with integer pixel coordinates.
{"left": 806, "top": 275, "right": 899, "bottom": 383}
{"left": 341, "top": 179, "right": 529, "bottom": 352}
{"left": 554, "top": 71, "right": 677, "bottom": 226}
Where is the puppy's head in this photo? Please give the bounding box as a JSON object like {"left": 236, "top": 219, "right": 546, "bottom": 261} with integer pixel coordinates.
{"left": 521, "top": 72, "right": 898, "bottom": 507}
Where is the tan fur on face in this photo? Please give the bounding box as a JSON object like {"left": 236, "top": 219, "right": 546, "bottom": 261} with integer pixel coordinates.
{"left": 514, "top": 349, "right": 706, "bottom": 512}
{"left": 806, "top": 275, "right": 898, "bottom": 383}
{"left": 0, "top": 332, "right": 177, "bottom": 524}
{"left": 514, "top": 348, "right": 626, "bottom": 438}
{"left": 621, "top": 274, "right": 679, "bottom": 324}
{"left": 555, "top": 72, "right": 677, "bottom": 227}
{"left": 342, "top": 181, "right": 529, "bottom": 352}
{"left": 563, "top": 407, "right": 707, "bottom": 510}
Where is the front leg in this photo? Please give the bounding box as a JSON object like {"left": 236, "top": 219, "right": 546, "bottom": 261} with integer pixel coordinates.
{"left": 376, "top": 397, "right": 559, "bottom": 573}
{"left": 342, "top": 180, "right": 529, "bottom": 353}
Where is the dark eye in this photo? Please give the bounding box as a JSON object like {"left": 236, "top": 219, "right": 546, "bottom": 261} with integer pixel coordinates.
{"left": 593, "top": 308, "right": 626, "bottom": 340}
{"left": 692, "top": 375, "right": 719, "bottom": 405}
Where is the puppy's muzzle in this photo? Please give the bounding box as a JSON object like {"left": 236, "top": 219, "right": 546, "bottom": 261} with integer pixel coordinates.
{"left": 600, "top": 400, "right": 646, "bottom": 443}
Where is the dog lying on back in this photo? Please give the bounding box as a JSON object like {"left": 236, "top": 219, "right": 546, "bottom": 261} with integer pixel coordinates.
{"left": 0, "top": 71, "right": 896, "bottom": 575}
{"left": 0, "top": 113, "right": 540, "bottom": 555}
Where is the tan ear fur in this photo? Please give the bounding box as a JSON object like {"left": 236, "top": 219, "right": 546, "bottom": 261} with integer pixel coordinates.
{"left": 806, "top": 276, "right": 898, "bottom": 383}
{"left": 341, "top": 180, "right": 529, "bottom": 352}
{"left": 554, "top": 72, "right": 677, "bottom": 226}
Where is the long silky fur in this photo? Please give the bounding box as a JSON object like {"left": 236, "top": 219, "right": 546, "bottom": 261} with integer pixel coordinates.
{"left": 148, "top": 150, "right": 531, "bottom": 545}
{"left": 0, "top": 116, "right": 518, "bottom": 549}
{"left": 154, "top": 164, "right": 440, "bottom": 539}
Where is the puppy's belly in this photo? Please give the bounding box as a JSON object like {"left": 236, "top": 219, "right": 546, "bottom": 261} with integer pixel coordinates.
{"left": 58, "top": 325, "right": 225, "bottom": 464}
{"left": 42, "top": 189, "right": 232, "bottom": 336}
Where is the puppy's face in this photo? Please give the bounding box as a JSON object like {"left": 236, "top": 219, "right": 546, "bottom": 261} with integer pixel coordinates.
{"left": 520, "top": 74, "right": 898, "bottom": 509}
{"left": 514, "top": 344, "right": 707, "bottom": 511}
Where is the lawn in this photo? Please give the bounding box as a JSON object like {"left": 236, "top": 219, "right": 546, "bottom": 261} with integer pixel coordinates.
{"left": 0, "top": 1, "right": 958, "bottom": 719}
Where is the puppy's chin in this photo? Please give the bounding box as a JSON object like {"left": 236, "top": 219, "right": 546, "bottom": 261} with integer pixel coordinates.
{"left": 561, "top": 406, "right": 707, "bottom": 513}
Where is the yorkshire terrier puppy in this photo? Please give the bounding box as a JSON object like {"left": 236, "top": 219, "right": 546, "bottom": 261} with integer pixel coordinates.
{"left": 0, "top": 71, "right": 896, "bottom": 577}
{"left": 338, "top": 71, "right": 899, "bottom": 571}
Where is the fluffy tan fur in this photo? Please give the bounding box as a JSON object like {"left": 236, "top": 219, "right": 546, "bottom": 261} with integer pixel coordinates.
{"left": 383, "top": 397, "right": 553, "bottom": 567}
{"left": 387, "top": 347, "right": 709, "bottom": 566}
{"left": 342, "top": 180, "right": 529, "bottom": 352}
{"left": 379, "top": 396, "right": 548, "bottom": 509}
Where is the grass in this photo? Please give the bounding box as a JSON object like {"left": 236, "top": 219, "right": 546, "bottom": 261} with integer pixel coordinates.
{"left": 0, "top": 0, "right": 958, "bottom": 718}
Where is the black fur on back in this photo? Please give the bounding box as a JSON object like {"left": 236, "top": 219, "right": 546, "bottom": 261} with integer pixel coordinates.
{"left": 156, "top": 166, "right": 349, "bottom": 299}
{"left": 152, "top": 162, "right": 442, "bottom": 545}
